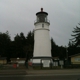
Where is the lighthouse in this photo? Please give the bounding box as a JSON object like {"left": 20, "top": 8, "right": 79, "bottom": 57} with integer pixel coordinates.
{"left": 32, "top": 8, "right": 52, "bottom": 67}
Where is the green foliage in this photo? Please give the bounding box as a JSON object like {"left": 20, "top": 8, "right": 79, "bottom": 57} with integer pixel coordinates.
{"left": 68, "top": 23, "right": 80, "bottom": 56}
{"left": 0, "top": 31, "right": 11, "bottom": 61}
{"left": 13, "top": 31, "right": 34, "bottom": 61}
{"left": 0, "top": 31, "right": 34, "bottom": 62}
{"left": 0, "top": 30, "right": 67, "bottom": 63}
{"left": 0, "top": 23, "right": 80, "bottom": 63}
{"left": 51, "top": 38, "right": 66, "bottom": 59}
{"left": 71, "top": 23, "right": 80, "bottom": 47}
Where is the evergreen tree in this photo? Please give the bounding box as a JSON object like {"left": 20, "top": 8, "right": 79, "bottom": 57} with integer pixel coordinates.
{"left": 0, "top": 31, "right": 11, "bottom": 61}
{"left": 68, "top": 23, "right": 80, "bottom": 55}
{"left": 51, "top": 38, "right": 66, "bottom": 59}
{"left": 51, "top": 38, "right": 58, "bottom": 57}
{"left": 25, "top": 31, "right": 34, "bottom": 61}
{"left": 14, "top": 33, "right": 26, "bottom": 58}
{"left": 71, "top": 23, "right": 80, "bottom": 47}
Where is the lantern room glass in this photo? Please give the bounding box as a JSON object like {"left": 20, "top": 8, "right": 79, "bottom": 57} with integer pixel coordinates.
{"left": 36, "top": 14, "right": 47, "bottom": 22}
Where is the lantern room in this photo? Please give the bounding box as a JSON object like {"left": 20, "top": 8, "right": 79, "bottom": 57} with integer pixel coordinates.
{"left": 34, "top": 8, "right": 50, "bottom": 24}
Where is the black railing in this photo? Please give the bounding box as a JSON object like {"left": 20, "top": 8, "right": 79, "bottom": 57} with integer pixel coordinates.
{"left": 34, "top": 19, "right": 50, "bottom": 24}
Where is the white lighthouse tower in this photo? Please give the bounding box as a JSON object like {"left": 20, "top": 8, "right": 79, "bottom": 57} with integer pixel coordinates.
{"left": 32, "top": 8, "right": 52, "bottom": 67}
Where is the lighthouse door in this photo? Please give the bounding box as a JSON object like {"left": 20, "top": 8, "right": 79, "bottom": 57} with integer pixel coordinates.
{"left": 42, "top": 59, "right": 50, "bottom": 67}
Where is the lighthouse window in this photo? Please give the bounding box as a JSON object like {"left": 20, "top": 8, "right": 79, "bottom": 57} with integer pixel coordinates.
{"left": 45, "top": 17, "right": 47, "bottom": 22}
{"left": 42, "top": 24, "right": 44, "bottom": 27}
{"left": 37, "top": 17, "right": 39, "bottom": 22}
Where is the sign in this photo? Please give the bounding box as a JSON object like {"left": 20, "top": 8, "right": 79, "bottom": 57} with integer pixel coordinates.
{"left": 75, "top": 58, "right": 80, "bottom": 61}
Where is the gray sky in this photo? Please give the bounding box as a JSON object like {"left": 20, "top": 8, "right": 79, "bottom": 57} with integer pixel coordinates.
{"left": 0, "top": 0, "right": 80, "bottom": 46}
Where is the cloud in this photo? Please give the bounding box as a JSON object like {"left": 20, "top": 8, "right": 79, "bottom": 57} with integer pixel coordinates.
{"left": 0, "top": 0, "right": 80, "bottom": 46}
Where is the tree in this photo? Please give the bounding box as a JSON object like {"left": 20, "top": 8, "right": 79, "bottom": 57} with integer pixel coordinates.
{"left": 71, "top": 23, "right": 80, "bottom": 47}
{"left": 58, "top": 46, "right": 66, "bottom": 59}
{"left": 51, "top": 38, "right": 66, "bottom": 59}
{"left": 25, "top": 31, "right": 34, "bottom": 61}
{"left": 68, "top": 41, "right": 75, "bottom": 56}
{"left": 0, "top": 31, "right": 11, "bottom": 61}
{"left": 51, "top": 38, "right": 58, "bottom": 57}
{"left": 68, "top": 23, "right": 80, "bottom": 56}
{"left": 14, "top": 33, "right": 26, "bottom": 58}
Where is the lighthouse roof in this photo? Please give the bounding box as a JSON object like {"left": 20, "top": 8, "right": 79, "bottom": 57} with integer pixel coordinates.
{"left": 36, "top": 8, "right": 48, "bottom": 15}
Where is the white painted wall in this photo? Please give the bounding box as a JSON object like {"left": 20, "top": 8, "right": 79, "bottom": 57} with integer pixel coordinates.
{"left": 32, "top": 59, "right": 41, "bottom": 63}
{"left": 33, "top": 22, "right": 51, "bottom": 62}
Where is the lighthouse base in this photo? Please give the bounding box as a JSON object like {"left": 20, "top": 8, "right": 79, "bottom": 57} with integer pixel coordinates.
{"left": 30, "top": 57, "right": 53, "bottom": 68}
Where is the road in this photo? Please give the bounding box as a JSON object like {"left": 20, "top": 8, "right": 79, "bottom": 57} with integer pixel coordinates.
{"left": 0, "top": 69, "right": 80, "bottom": 80}
{"left": 0, "top": 74, "right": 80, "bottom": 80}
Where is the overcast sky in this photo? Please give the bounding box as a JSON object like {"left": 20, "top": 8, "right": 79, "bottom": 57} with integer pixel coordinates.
{"left": 0, "top": 0, "right": 80, "bottom": 46}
